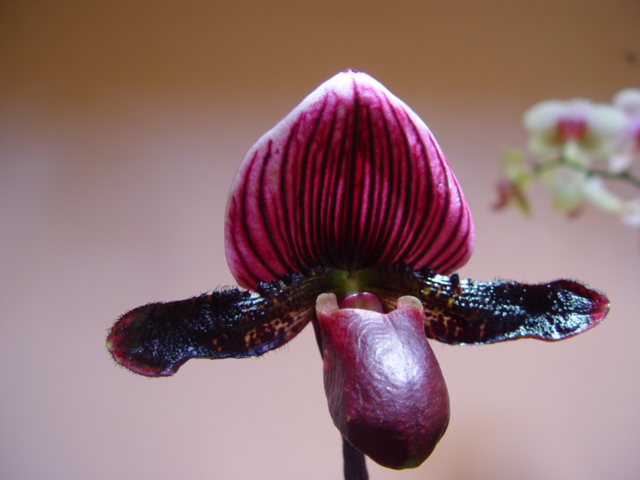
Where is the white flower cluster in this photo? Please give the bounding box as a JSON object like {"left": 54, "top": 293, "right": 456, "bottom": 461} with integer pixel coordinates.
{"left": 497, "top": 88, "right": 640, "bottom": 229}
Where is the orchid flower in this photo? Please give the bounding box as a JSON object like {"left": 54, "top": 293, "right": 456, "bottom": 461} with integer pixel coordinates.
{"left": 497, "top": 91, "right": 640, "bottom": 231}
{"left": 521, "top": 98, "right": 627, "bottom": 213}
{"left": 523, "top": 98, "right": 626, "bottom": 164}
{"left": 107, "top": 71, "right": 609, "bottom": 476}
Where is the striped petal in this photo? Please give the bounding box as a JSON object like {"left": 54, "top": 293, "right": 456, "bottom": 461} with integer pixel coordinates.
{"left": 225, "top": 70, "right": 474, "bottom": 289}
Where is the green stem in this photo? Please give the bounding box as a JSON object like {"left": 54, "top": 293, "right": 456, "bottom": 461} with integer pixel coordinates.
{"left": 533, "top": 157, "right": 640, "bottom": 189}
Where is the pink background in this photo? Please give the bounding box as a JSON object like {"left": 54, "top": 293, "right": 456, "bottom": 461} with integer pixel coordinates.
{"left": 1, "top": 2, "right": 639, "bottom": 479}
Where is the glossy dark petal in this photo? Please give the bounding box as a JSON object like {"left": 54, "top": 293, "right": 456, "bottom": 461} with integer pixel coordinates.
{"left": 316, "top": 293, "right": 449, "bottom": 470}
{"left": 225, "top": 70, "right": 474, "bottom": 289}
{"left": 361, "top": 264, "right": 609, "bottom": 344}
{"left": 106, "top": 267, "right": 335, "bottom": 377}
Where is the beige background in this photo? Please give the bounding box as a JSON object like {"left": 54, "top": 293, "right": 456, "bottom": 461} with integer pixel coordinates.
{"left": 1, "top": 2, "right": 639, "bottom": 479}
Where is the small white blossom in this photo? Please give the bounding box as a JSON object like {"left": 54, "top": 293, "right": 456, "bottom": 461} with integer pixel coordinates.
{"left": 501, "top": 90, "right": 640, "bottom": 237}
{"left": 523, "top": 98, "right": 627, "bottom": 163}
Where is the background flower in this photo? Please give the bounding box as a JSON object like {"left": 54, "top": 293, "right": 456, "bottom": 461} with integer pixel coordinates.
{"left": 499, "top": 89, "right": 640, "bottom": 231}
{"left": 523, "top": 98, "right": 626, "bottom": 163}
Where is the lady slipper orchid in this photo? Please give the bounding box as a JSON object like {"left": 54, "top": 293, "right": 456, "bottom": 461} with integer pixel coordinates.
{"left": 107, "top": 71, "right": 610, "bottom": 475}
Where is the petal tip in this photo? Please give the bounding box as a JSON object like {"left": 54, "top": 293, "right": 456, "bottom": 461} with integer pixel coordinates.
{"left": 396, "top": 295, "right": 424, "bottom": 310}
{"left": 316, "top": 292, "right": 339, "bottom": 315}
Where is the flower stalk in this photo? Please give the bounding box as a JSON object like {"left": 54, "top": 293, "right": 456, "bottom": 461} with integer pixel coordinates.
{"left": 532, "top": 156, "right": 640, "bottom": 189}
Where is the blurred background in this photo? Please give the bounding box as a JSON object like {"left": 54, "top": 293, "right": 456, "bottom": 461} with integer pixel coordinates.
{"left": 1, "top": 1, "right": 639, "bottom": 479}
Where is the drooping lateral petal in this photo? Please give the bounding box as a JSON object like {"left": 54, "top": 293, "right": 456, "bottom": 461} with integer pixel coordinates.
{"left": 106, "top": 267, "right": 335, "bottom": 377}
{"left": 225, "top": 70, "right": 474, "bottom": 289}
{"left": 360, "top": 264, "right": 609, "bottom": 344}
